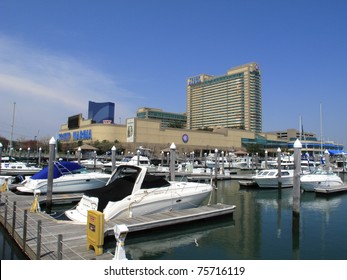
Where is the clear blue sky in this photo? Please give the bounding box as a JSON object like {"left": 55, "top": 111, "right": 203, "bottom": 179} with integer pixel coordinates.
{"left": 1, "top": 0, "right": 346, "bottom": 147}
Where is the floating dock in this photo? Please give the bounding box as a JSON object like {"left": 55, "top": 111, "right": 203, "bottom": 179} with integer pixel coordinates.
{"left": 0, "top": 191, "right": 235, "bottom": 260}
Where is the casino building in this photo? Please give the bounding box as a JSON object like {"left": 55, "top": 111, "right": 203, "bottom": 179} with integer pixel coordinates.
{"left": 57, "top": 63, "right": 343, "bottom": 157}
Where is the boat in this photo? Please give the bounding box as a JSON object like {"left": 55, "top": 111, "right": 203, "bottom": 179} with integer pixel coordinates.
{"left": 300, "top": 167, "right": 344, "bottom": 192}
{"left": 252, "top": 168, "right": 294, "bottom": 188}
{"left": 16, "top": 161, "right": 110, "bottom": 194}
{"left": 0, "top": 157, "right": 42, "bottom": 176}
{"left": 79, "top": 158, "right": 105, "bottom": 169}
{"left": 65, "top": 164, "right": 213, "bottom": 223}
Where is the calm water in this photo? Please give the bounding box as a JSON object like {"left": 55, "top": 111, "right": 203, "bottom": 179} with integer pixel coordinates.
{"left": 1, "top": 171, "right": 347, "bottom": 260}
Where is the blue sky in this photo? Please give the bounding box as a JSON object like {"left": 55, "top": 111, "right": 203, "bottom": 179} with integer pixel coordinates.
{"left": 0, "top": 0, "right": 346, "bottom": 147}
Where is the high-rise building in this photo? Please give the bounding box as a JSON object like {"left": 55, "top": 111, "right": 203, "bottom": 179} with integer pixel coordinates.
{"left": 88, "top": 101, "right": 115, "bottom": 124}
{"left": 186, "top": 62, "right": 262, "bottom": 132}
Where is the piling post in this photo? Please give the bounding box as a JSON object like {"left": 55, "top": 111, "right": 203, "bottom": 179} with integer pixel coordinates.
{"left": 170, "top": 143, "right": 176, "bottom": 181}
{"left": 38, "top": 147, "right": 42, "bottom": 167}
{"left": 277, "top": 148, "right": 282, "bottom": 190}
{"left": 324, "top": 149, "right": 330, "bottom": 169}
{"left": 265, "top": 150, "right": 268, "bottom": 169}
{"left": 214, "top": 149, "right": 219, "bottom": 179}
{"left": 46, "top": 137, "right": 56, "bottom": 215}
{"left": 137, "top": 149, "right": 140, "bottom": 166}
{"left": 111, "top": 146, "right": 116, "bottom": 172}
{"left": 221, "top": 151, "right": 225, "bottom": 175}
{"left": 214, "top": 149, "right": 218, "bottom": 204}
{"left": 77, "top": 147, "right": 81, "bottom": 164}
{"left": 292, "top": 139, "right": 302, "bottom": 258}
{"left": 93, "top": 150, "right": 97, "bottom": 171}
{"left": 293, "top": 139, "right": 302, "bottom": 215}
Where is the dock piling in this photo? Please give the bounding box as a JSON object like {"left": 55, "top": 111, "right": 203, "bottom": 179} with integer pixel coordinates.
{"left": 46, "top": 137, "right": 56, "bottom": 214}
{"left": 277, "top": 148, "right": 282, "bottom": 190}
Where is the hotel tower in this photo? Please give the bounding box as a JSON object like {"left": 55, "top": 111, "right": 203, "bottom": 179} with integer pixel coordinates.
{"left": 186, "top": 62, "right": 262, "bottom": 133}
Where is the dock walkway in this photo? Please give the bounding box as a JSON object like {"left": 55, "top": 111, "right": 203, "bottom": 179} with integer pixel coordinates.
{"left": 0, "top": 191, "right": 235, "bottom": 260}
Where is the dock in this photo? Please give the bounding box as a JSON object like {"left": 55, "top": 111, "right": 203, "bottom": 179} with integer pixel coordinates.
{"left": 0, "top": 191, "right": 235, "bottom": 260}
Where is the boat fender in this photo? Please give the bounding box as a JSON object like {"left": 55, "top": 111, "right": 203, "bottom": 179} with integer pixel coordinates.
{"left": 1, "top": 181, "right": 8, "bottom": 192}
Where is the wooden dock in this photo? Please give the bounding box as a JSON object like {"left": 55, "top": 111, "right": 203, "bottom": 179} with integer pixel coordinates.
{"left": 0, "top": 191, "right": 235, "bottom": 260}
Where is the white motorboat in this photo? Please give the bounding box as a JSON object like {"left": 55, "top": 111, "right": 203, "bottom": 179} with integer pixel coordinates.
{"left": 16, "top": 161, "right": 110, "bottom": 194}
{"left": 65, "top": 164, "right": 213, "bottom": 223}
{"left": 252, "top": 169, "right": 294, "bottom": 188}
{"left": 300, "top": 167, "right": 344, "bottom": 192}
{"left": 1, "top": 158, "right": 42, "bottom": 176}
{"left": 79, "top": 159, "right": 105, "bottom": 169}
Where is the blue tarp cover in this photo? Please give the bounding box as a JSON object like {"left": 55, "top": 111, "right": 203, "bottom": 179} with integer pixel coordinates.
{"left": 31, "top": 161, "right": 83, "bottom": 180}
{"left": 328, "top": 150, "right": 347, "bottom": 155}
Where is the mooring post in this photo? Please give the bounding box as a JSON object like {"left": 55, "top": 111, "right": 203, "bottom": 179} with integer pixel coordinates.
{"left": 46, "top": 137, "right": 56, "bottom": 215}
{"left": 111, "top": 146, "right": 116, "bottom": 172}
{"left": 170, "top": 143, "right": 176, "bottom": 181}
{"left": 77, "top": 146, "right": 81, "bottom": 164}
{"left": 214, "top": 149, "right": 218, "bottom": 204}
{"left": 293, "top": 139, "right": 302, "bottom": 215}
{"left": 23, "top": 209, "right": 28, "bottom": 254}
{"left": 221, "top": 151, "right": 225, "bottom": 175}
{"left": 93, "top": 150, "right": 97, "bottom": 171}
{"left": 36, "top": 220, "right": 42, "bottom": 260}
{"left": 324, "top": 149, "right": 330, "bottom": 169}
{"left": 57, "top": 234, "right": 63, "bottom": 260}
{"left": 292, "top": 139, "right": 302, "bottom": 258}
{"left": 277, "top": 147, "right": 282, "bottom": 190}
{"left": 137, "top": 149, "right": 140, "bottom": 166}
{"left": 265, "top": 150, "right": 268, "bottom": 169}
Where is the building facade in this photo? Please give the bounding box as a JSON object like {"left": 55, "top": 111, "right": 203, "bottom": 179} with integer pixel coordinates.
{"left": 136, "top": 107, "right": 187, "bottom": 128}
{"left": 271, "top": 129, "right": 344, "bottom": 156}
{"left": 88, "top": 101, "right": 115, "bottom": 124}
{"left": 187, "top": 62, "right": 262, "bottom": 132}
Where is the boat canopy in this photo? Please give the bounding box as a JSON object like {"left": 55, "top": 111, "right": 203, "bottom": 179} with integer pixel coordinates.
{"left": 328, "top": 150, "right": 347, "bottom": 156}
{"left": 30, "top": 161, "right": 84, "bottom": 180}
{"left": 84, "top": 167, "right": 171, "bottom": 212}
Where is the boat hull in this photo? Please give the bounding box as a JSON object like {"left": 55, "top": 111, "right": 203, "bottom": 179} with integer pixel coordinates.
{"left": 300, "top": 175, "right": 343, "bottom": 192}
{"left": 66, "top": 183, "right": 213, "bottom": 223}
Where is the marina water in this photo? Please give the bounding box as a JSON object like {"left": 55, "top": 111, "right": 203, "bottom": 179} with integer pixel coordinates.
{"left": 1, "top": 171, "right": 347, "bottom": 260}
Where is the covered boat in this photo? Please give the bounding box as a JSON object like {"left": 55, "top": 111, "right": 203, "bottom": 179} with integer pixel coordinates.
{"left": 16, "top": 161, "right": 110, "bottom": 194}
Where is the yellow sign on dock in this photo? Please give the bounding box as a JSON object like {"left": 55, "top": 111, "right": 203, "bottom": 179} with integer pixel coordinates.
{"left": 86, "top": 210, "right": 104, "bottom": 255}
